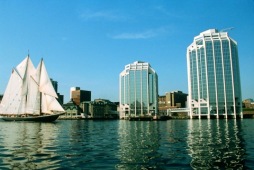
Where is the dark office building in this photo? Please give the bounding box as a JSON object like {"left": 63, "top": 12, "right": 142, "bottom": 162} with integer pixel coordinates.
{"left": 72, "top": 90, "right": 91, "bottom": 105}
{"left": 57, "top": 93, "right": 64, "bottom": 106}
{"left": 50, "top": 78, "right": 58, "bottom": 93}
{"left": 0, "top": 94, "right": 3, "bottom": 103}
{"left": 166, "top": 91, "right": 188, "bottom": 108}
{"left": 50, "top": 78, "right": 64, "bottom": 105}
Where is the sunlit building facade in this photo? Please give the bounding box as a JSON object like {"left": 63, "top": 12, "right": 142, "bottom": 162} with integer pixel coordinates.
{"left": 70, "top": 87, "right": 91, "bottom": 105}
{"left": 119, "top": 61, "right": 158, "bottom": 119}
{"left": 187, "top": 29, "right": 242, "bottom": 119}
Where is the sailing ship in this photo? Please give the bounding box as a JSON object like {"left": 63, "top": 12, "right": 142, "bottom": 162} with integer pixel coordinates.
{"left": 0, "top": 56, "right": 65, "bottom": 122}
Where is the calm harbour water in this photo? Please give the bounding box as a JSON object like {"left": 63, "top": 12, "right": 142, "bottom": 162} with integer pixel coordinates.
{"left": 0, "top": 119, "right": 254, "bottom": 169}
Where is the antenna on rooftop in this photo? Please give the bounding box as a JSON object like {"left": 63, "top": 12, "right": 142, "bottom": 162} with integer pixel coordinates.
{"left": 220, "top": 27, "right": 234, "bottom": 32}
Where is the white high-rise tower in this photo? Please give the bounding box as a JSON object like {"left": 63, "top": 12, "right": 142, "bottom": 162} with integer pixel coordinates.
{"left": 187, "top": 29, "right": 242, "bottom": 119}
{"left": 119, "top": 61, "right": 158, "bottom": 119}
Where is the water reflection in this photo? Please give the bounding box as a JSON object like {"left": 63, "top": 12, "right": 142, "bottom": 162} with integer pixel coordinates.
{"left": 0, "top": 120, "right": 250, "bottom": 169}
{"left": 117, "top": 120, "right": 194, "bottom": 169}
{"left": 0, "top": 122, "right": 60, "bottom": 169}
{"left": 55, "top": 120, "right": 122, "bottom": 169}
{"left": 187, "top": 119, "right": 246, "bottom": 169}
{"left": 117, "top": 121, "right": 162, "bottom": 169}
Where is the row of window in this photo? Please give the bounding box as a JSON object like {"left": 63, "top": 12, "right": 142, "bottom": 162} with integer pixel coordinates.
{"left": 188, "top": 37, "right": 241, "bottom": 114}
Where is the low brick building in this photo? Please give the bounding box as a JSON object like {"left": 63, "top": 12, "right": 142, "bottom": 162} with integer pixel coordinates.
{"left": 80, "top": 99, "right": 118, "bottom": 119}
{"left": 159, "top": 91, "right": 188, "bottom": 114}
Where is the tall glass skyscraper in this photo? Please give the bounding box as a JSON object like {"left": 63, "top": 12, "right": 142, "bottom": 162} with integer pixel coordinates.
{"left": 187, "top": 29, "right": 242, "bottom": 119}
{"left": 119, "top": 61, "right": 158, "bottom": 119}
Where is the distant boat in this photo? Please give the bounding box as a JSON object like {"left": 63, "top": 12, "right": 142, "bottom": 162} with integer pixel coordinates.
{"left": 0, "top": 56, "right": 65, "bottom": 122}
{"left": 153, "top": 115, "right": 171, "bottom": 121}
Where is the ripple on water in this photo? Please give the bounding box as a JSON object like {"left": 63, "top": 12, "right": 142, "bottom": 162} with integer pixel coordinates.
{"left": 0, "top": 120, "right": 254, "bottom": 169}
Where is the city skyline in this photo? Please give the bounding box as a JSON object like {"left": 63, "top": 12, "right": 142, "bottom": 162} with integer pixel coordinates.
{"left": 0, "top": 1, "right": 254, "bottom": 103}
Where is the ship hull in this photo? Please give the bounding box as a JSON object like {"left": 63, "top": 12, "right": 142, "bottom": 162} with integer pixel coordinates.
{"left": 1, "top": 113, "right": 64, "bottom": 122}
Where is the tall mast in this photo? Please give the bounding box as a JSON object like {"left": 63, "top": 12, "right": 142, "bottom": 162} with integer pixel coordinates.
{"left": 39, "top": 58, "right": 43, "bottom": 115}
{"left": 23, "top": 56, "right": 30, "bottom": 114}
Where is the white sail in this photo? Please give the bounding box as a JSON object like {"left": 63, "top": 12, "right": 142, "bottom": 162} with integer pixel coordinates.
{"left": 20, "top": 57, "right": 38, "bottom": 114}
{"left": 41, "top": 93, "right": 65, "bottom": 114}
{"left": 0, "top": 69, "right": 23, "bottom": 114}
{"left": 26, "top": 63, "right": 41, "bottom": 115}
{"left": 0, "top": 57, "right": 36, "bottom": 115}
{"left": 0, "top": 56, "right": 65, "bottom": 116}
{"left": 37, "top": 59, "right": 65, "bottom": 114}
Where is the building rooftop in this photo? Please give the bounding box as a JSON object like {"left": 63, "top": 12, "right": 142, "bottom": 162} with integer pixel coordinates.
{"left": 133, "top": 61, "right": 145, "bottom": 64}
{"left": 200, "top": 29, "right": 218, "bottom": 34}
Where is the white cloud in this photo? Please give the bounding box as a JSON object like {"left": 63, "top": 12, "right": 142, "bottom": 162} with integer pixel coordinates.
{"left": 79, "top": 10, "right": 122, "bottom": 21}
{"left": 112, "top": 30, "right": 157, "bottom": 39}
{"left": 155, "top": 6, "right": 185, "bottom": 19}
{"left": 111, "top": 27, "right": 170, "bottom": 40}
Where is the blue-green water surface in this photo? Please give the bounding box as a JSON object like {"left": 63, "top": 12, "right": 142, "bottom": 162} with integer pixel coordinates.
{"left": 0, "top": 119, "right": 253, "bottom": 169}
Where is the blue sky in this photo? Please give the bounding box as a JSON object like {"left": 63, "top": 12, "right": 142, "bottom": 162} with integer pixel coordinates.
{"left": 0, "top": 0, "right": 254, "bottom": 103}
